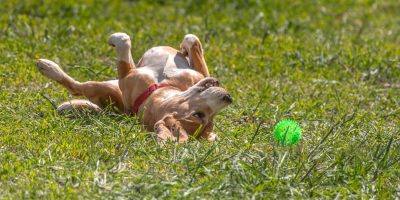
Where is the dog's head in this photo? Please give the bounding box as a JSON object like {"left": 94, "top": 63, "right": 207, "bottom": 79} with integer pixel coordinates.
{"left": 154, "top": 77, "right": 232, "bottom": 143}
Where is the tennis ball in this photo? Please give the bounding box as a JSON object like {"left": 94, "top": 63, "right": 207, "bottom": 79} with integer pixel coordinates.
{"left": 273, "top": 120, "right": 302, "bottom": 146}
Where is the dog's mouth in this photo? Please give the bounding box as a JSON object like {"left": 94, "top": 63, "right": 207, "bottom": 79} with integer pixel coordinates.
{"left": 193, "top": 111, "right": 206, "bottom": 119}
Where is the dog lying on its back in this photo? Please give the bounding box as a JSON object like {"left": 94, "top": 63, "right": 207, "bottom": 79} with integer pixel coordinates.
{"left": 36, "top": 33, "right": 232, "bottom": 143}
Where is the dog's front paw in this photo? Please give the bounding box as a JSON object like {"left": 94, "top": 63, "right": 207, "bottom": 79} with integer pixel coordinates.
{"left": 180, "top": 34, "right": 201, "bottom": 54}
{"left": 108, "top": 32, "right": 131, "bottom": 48}
{"left": 36, "top": 59, "right": 65, "bottom": 81}
{"left": 206, "top": 132, "right": 218, "bottom": 142}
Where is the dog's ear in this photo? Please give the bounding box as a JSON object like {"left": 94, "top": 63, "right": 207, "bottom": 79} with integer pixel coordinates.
{"left": 195, "top": 77, "right": 220, "bottom": 91}
{"left": 154, "top": 114, "right": 188, "bottom": 144}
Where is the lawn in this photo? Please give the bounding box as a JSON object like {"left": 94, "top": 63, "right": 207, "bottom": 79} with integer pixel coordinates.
{"left": 0, "top": 0, "right": 399, "bottom": 198}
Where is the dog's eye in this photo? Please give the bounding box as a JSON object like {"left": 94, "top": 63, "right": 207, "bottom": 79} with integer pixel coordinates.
{"left": 193, "top": 112, "right": 205, "bottom": 119}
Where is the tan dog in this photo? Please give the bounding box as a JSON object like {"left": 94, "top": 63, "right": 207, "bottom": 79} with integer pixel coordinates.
{"left": 37, "top": 33, "right": 232, "bottom": 143}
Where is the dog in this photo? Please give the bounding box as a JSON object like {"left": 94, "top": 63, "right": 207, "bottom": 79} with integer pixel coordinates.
{"left": 36, "top": 33, "right": 232, "bottom": 143}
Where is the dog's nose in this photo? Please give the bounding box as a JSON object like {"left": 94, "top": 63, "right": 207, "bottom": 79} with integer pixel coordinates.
{"left": 222, "top": 94, "right": 233, "bottom": 103}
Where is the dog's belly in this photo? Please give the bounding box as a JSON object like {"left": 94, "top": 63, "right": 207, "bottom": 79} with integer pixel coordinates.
{"left": 105, "top": 80, "right": 118, "bottom": 86}
{"left": 138, "top": 46, "right": 191, "bottom": 83}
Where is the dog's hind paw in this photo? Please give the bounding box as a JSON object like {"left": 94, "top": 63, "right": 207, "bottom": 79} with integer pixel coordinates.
{"left": 108, "top": 32, "right": 131, "bottom": 48}
{"left": 36, "top": 59, "right": 65, "bottom": 82}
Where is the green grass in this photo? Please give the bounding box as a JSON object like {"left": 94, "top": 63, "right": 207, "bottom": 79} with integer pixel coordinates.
{"left": 1, "top": 0, "right": 399, "bottom": 198}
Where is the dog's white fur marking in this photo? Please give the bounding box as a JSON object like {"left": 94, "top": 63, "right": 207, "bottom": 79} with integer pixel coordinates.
{"left": 139, "top": 46, "right": 192, "bottom": 82}
{"left": 108, "top": 33, "right": 134, "bottom": 64}
{"left": 106, "top": 80, "right": 118, "bottom": 87}
{"left": 140, "top": 47, "right": 169, "bottom": 82}
{"left": 137, "top": 67, "right": 158, "bottom": 82}
{"left": 141, "top": 47, "right": 169, "bottom": 67}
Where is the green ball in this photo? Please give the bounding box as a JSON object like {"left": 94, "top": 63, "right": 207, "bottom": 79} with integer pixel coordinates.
{"left": 273, "top": 120, "right": 302, "bottom": 146}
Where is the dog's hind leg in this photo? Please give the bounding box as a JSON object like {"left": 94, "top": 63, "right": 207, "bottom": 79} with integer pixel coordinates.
{"left": 180, "top": 34, "right": 210, "bottom": 77}
{"left": 37, "top": 59, "right": 82, "bottom": 96}
{"left": 108, "top": 32, "right": 157, "bottom": 114}
{"left": 108, "top": 32, "right": 136, "bottom": 79}
{"left": 36, "top": 59, "right": 124, "bottom": 112}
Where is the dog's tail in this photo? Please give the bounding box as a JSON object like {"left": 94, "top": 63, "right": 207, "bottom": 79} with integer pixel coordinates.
{"left": 36, "top": 59, "right": 83, "bottom": 96}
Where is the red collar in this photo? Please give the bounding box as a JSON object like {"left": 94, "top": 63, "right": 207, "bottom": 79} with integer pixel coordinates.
{"left": 132, "top": 84, "right": 169, "bottom": 114}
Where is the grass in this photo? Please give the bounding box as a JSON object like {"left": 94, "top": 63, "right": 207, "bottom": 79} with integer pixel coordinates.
{"left": 1, "top": 0, "right": 399, "bottom": 198}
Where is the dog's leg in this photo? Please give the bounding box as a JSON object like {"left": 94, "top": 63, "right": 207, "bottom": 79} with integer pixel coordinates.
{"left": 154, "top": 115, "right": 189, "bottom": 144}
{"left": 108, "top": 33, "right": 136, "bottom": 79}
{"left": 57, "top": 99, "right": 101, "bottom": 113}
{"left": 37, "top": 59, "right": 124, "bottom": 112}
{"left": 108, "top": 32, "right": 157, "bottom": 114}
{"left": 199, "top": 122, "right": 218, "bottom": 142}
{"left": 180, "top": 34, "right": 210, "bottom": 77}
{"left": 37, "top": 59, "right": 83, "bottom": 95}
{"left": 74, "top": 80, "right": 124, "bottom": 112}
